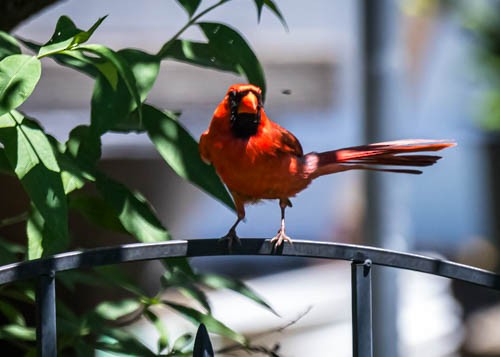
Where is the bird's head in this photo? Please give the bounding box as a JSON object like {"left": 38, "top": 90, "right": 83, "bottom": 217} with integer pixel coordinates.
{"left": 225, "top": 84, "right": 263, "bottom": 138}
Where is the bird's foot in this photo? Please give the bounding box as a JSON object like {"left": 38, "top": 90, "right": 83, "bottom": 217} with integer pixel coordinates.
{"left": 218, "top": 228, "right": 241, "bottom": 252}
{"left": 270, "top": 229, "right": 292, "bottom": 249}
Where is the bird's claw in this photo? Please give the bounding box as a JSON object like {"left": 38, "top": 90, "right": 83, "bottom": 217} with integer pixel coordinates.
{"left": 218, "top": 228, "right": 241, "bottom": 252}
{"left": 271, "top": 229, "right": 292, "bottom": 250}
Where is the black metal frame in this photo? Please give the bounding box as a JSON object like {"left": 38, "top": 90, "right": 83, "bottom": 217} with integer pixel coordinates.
{"left": 1, "top": 239, "right": 499, "bottom": 356}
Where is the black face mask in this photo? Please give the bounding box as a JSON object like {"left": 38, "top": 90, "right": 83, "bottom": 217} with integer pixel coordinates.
{"left": 228, "top": 90, "right": 262, "bottom": 139}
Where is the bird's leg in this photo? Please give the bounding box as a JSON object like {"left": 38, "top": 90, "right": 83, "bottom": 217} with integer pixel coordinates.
{"left": 219, "top": 217, "right": 242, "bottom": 250}
{"left": 219, "top": 217, "right": 241, "bottom": 247}
{"left": 219, "top": 194, "right": 246, "bottom": 251}
{"left": 271, "top": 199, "right": 293, "bottom": 247}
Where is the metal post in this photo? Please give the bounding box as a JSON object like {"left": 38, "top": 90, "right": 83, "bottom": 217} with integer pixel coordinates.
{"left": 36, "top": 271, "right": 57, "bottom": 357}
{"left": 352, "top": 259, "right": 373, "bottom": 357}
{"left": 360, "top": 1, "right": 406, "bottom": 355}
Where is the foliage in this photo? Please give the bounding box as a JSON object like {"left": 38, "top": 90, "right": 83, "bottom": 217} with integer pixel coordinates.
{"left": 0, "top": 0, "right": 286, "bottom": 355}
{"left": 459, "top": 1, "right": 500, "bottom": 131}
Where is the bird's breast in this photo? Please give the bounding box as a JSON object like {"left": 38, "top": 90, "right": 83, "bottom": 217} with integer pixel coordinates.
{"left": 208, "top": 134, "right": 312, "bottom": 201}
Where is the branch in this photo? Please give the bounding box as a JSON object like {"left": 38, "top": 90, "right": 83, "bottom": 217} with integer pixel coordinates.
{"left": 216, "top": 306, "right": 313, "bottom": 356}
{"left": 0, "top": 0, "right": 64, "bottom": 32}
{"left": 157, "top": 0, "right": 230, "bottom": 58}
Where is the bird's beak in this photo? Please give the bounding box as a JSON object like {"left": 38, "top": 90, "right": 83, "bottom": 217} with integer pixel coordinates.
{"left": 237, "top": 92, "right": 259, "bottom": 114}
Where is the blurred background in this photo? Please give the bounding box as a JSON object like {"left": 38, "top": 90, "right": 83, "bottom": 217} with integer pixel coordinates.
{"left": 5, "top": 0, "right": 500, "bottom": 355}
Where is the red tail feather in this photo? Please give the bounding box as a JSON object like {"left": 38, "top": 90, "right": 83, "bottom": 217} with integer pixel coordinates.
{"left": 308, "top": 139, "right": 456, "bottom": 178}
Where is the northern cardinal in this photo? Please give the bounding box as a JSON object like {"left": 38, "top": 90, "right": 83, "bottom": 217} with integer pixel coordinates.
{"left": 199, "top": 84, "right": 455, "bottom": 248}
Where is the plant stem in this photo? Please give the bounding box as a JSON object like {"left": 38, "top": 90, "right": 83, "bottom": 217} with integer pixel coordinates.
{"left": 0, "top": 212, "right": 29, "bottom": 229}
{"left": 157, "top": 0, "right": 230, "bottom": 58}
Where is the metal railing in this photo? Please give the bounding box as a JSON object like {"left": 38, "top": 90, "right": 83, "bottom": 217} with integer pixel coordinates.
{"left": 0, "top": 238, "right": 499, "bottom": 356}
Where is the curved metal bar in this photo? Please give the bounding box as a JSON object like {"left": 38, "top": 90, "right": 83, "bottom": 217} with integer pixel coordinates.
{"left": 0, "top": 239, "right": 499, "bottom": 290}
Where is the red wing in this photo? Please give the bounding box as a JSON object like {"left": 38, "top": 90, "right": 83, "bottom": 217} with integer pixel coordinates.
{"left": 271, "top": 122, "right": 304, "bottom": 157}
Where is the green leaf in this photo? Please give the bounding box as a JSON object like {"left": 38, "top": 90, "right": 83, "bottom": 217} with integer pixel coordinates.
{"left": 38, "top": 16, "right": 80, "bottom": 57}
{"left": 0, "top": 111, "right": 60, "bottom": 175}
{"left": 163, "top": 301, "right": 247, "bottom": 345}
{"left": 90, "top": 49, "right": 160, "bottom": 134}
{"left": 198, "top": 22, "right": 266, "bottom": 100}
{"left": 66, "top": 125, "right": 101, "bottom": 172}
{"left": 94, "top": 266, "right": 146, "bottom": 296}
{"left": 76, "top": 44, "right": 142, "bottom": 121}
{"left": 0, "top": 112, "right": 68, "bottom": 258}
{"left": 254, "top": 0, "right": 265, "bottom": 21}
{"left": 0, "top": 324, "right": 36, "bottom": 341}
{"left": 0, "top": 113, "right": 38, "bottom": 177}
{"left": 0, "top": 147, "right": 12, "bottom": 174}
{"left": 72, "top": 16, "right": 108, "bottom": 47}
{"left": 163, "top": 39, "right": 239, "bottom": 73}
{"left": 16, "top": 116, "right": 60, "bottom": 173}
{"left": 0, "top": 236, "right": 25, "bottom": 264}
{"left": 56, "top": 298, "right": 79, "bottom": 322}
{"left": 178, "top": 285, "right": 211, "bottom": 313}
{"left": 0, "top": 111, "right": 14, "bottom": 128}
{"left": 57, "top": 149, "right": 94, "bottom": 194}
{"left": 24, "top": 348, "right": 37, "bottom": 357}
{"left": 22, "top": 38, "right": 117, "bottom": 85}
{"left": 0, "top": 55, "right": 41, "bottom": 116}
{"left": 197, "top": 274, "right": 278, "bottom": 316}
{"left": 61, "top": 166, "right": 86, "bottom": 194}
{"left": 0, "top": 32, "right": 21, "bottom": 61}
{"left": 69, "top": 193, "right": 126, "bottom": 233}
{"left": 119, "top": 49, "right": 160, "bottom": 102}
{"left": 95, "top": 171, "right": 171, "bottom": 243}
{"left": 253, "top": 0, "right": 288, "bottom": 30}
{"left": 27, "top": 204, "right": 64, "bottom": 259}
{"left": 172, "top": 332, "right": 193, "bottom": 352}
{"left": 163, "top": 257, "right": 196, "bottom": 280}
{"left": 167, "top": 352, "right": 192, "bottom": 357}
{"left": 47, "top": 128, "right": 93, "bottom": 194}
{"left": 56, "top": 313, "right": 93, "bottom": 356}
{"left": 73, "top": 342, "right": 95, "bottom": 357}
{"left": 161, "top": 270, "right": 211, "bottom": 312}
{"left": 25, "top": 40, "right": 158, "bottom": 113}
{"left": 22, "top": 38, "right": 101, "bottom": 78}
{"left": 96, "top": 328, "right": 156, "bottom": 357}
{"left": 176, "top": 0, "right": 202, "bottom": 17}
{"left": 38, "top": 15, "right": 107, "bottom": 58}
{"left": 0, "top": 284, "right": 35, "bottom": 303}
{"left": 110, "top": 108, "right": 145, "bottom": 133}
{"left": 56, "top": 270, "right": 104, "bottom": 292}
{"left": 95, "top": 299, "right": 142, "bottom": 321}
{"left": 0, "top": 300, "right": 26, "bottom": 326}
{"left": 161, "top": 24, "right": 267, "bottom": 96}
{"left": 143, "top": 309, "right": 169, "bottom": 353}
{"left": 142, "top": 104, "right": 234, "bottom": 211}
{"left": 94, "top": 60, "right": 119, "bottom": 90}
{"left": 91, "top": 74, "right": 132, "bottom": 134}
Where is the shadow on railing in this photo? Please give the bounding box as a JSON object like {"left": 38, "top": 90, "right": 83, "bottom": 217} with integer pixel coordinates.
{"left": 1, "top": 239, "right": 499, "bottom": 356}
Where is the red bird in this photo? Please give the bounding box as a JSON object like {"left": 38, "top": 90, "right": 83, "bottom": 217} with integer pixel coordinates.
{"left": 199, "top": 84, "right": 455, "bottom": 248}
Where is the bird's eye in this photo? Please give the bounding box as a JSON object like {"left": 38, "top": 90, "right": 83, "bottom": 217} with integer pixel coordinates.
{"left": 228, "top": 90, "right": 239, "bottom": 110}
